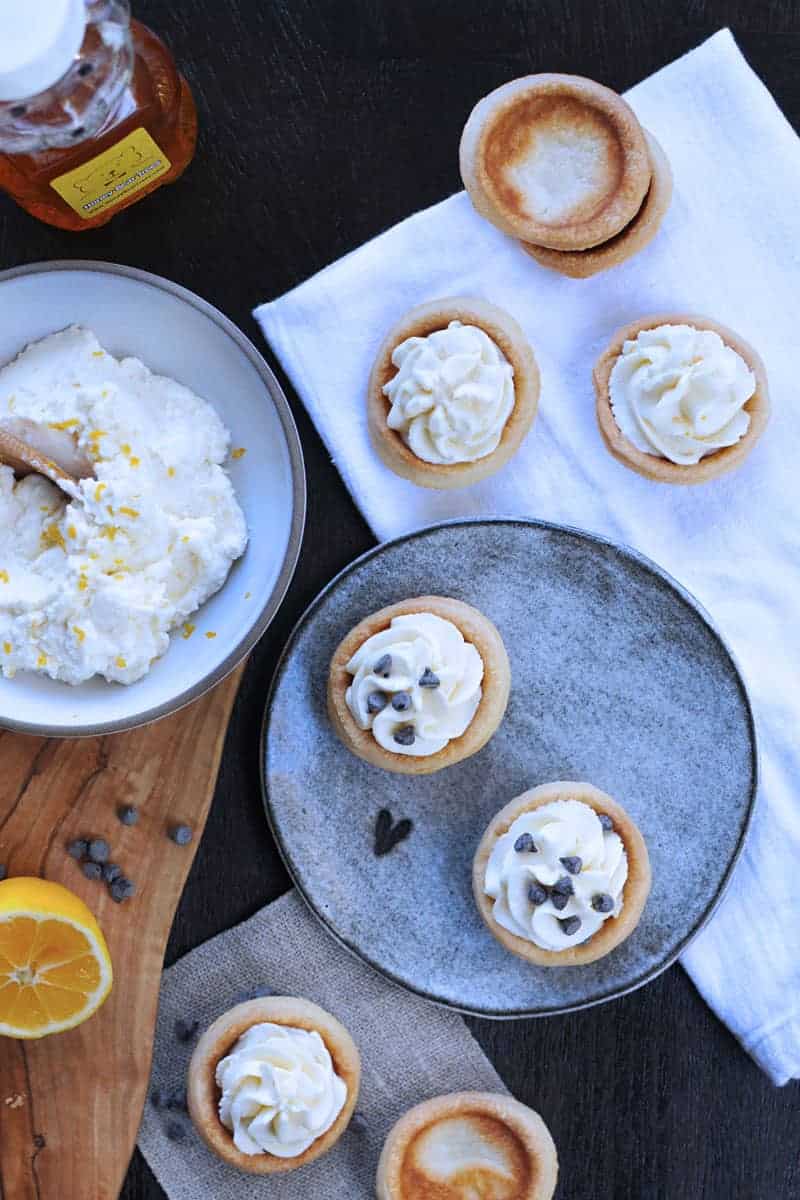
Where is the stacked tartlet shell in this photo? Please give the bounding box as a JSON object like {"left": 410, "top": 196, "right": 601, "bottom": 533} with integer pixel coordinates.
{"left": 594, "top": 314, "right": 770, "bottom": 483}
{"left": 368, "top": 296, "right": 540, "bottom": 489}
{"left": 460, "top": 74, "right": 671, "bottom": 276}
{"left": 186, "top": 996, "right": 361, "bottom": 1175}
{"left": 376, "top": 1091, "right": 559, "bottom": 1200}
{"left": 473, "top": 781, "right": 651, "bottom": 967}
{"left": 327, "top": 595, "right": 511, "bottom": 775}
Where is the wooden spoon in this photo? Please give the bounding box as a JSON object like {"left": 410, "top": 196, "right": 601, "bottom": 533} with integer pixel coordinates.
{"left": 0, "top": 418, "right": 94, "bottom": 498}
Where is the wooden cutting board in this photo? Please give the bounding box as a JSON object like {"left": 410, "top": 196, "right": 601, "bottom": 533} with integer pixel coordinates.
{"left": 0, "top": 664, "right": 244, "bottom": 1200}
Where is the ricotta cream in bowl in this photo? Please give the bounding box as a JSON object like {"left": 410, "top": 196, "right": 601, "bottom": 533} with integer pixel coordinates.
{"left": 0, "top": 263, "right": 305, "bottom": 736}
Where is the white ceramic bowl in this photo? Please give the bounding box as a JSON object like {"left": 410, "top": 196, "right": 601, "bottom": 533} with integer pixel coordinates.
{"left": 0, "top": 261, "right": 305, "bottom": 737}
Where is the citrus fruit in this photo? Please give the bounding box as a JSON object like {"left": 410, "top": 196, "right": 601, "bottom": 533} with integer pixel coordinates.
{"left": 0, "top": 877, "right": 113, "bottom": 1039}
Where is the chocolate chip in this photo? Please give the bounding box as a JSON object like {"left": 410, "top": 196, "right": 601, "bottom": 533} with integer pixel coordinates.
{"left": 82, "top": 862, "right": 103, "bottom": 881}
{"left": 550, "top": 889, "right": 570, "bottom": 911}
{"left": 374, "top": 808, "right": 413, "bottom": 856}
{"left": 102, "top": 863, "right": 122, "bottom": 883}
{"left": 165, "top": 1119, "right": 186, "bottom": 1141}
{"left": 67, "top": 838, "right": 89, "bottom": 860}
{"left": 514, "top": 832, "right": 537, "bottom": 853}
{"left": 391, "top": 692, "right": 411, "bottom": 712}
{"left": 77, "top": 61, "right": 94, "bottom": 77}
{"left": 110, "top": 877, "right": 136, "bottom": 903}
{"left": 9, "top": 104, "right": 27, "bottom": 118}
{"left": 169, "top": 825, "right": 193, "bottom": 846}
{"left": 33, "top": 1134, "right": 46, "bottom": 1150}
{"left": 527, "top": 882, "right": 548, "bottom": 906}
{"left": 118, "top": 805, "right": 139, "bottom": 826}
{"left": 560, "top": 855, "right": 582, "bottom": 875}
{"left": 419, "top": 668, "right": 440, "bottom": 688}
{"left": 0, "top": 865, "right": 6, "bottom": 882}
{"left": 174, "top": 1018, "right": 200, "bottom": 1044}
{"left": 393, "top": 725, "right": 415, "bottom": 746}
{"left": 559, "top": 916, "right": 582, "bottom": 936}
{"left": 366, "top": 690, "right": 388, "bottom": 714}
{"left": 551, "top": 875, "right": 575, "bottom": 897}
{"left": 592, "top": 893, "right": 615, "bottom": 913}
{"left": 87, "top": 838, "right": 110, "bottom": 864}
{"left": 373, "top": 653, "right": 392, "bottom": 678}
{"left": 349, "top": 1110, "right": 368, "bottom": 1134}
{"left": 598, "top": 813, "right": 614, "bottom": 832}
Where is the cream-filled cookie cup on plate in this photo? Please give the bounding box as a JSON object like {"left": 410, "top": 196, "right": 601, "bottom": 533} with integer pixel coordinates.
{"left": 368, "top": 297, "right": 539, "bottom": 489}
{"left": 594, "top": 314, "right": 769, "bottom": 483}
{"left": 473, "top": 781, "right": 651, "bottom": 967}
{"left": 187, "top": 996, "right": 360, "bottom": 1175}
{"left": 327, "top": 595, "right": 510, "bottom": 775}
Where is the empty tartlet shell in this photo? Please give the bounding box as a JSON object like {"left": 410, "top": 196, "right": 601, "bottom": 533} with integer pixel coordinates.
{"left": 376, "top": 1091, "right": 558, "bottom": 1200}
{"left": 327, "top": 595, "right": 510, "bottom": 776}
{"left": 367, "top": 296, "right": 539, "bottom": 490}
{"left": 459, "top": 74, "right": 651, "bottom": 250}
{"left": 186, "top": 996, "right": 361, "bottom": 1175}
{"left": 594, "top": 314, "right": 770, "bottom": 484}
{"left": 520, "top": 130, "right": 672, "bottom": 278}
{"left": 473, "top": 781, "right": 651, "bottom": 967}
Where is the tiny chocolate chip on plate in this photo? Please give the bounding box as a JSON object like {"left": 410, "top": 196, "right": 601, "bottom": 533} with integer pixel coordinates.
{"left": 373, "top": 653, "right": 392, "bottom": 677}
{"left": 366, "top": 690, "right": 388, "bottom": 714}
{"left": 527, "top": 882, "right": 548, "bottom": 906}
{"left": 87, "top": 838, "right": 110, "bottom": 864}
{"left": 0, "top": 865, "right": 6, "bottom": 882}
{"left": 67, "top": 838, "right": 89, "bottom": 860}
{"left": 118, "top": 805, "right": 139, "bottom": 826}
{"left": 82, "top": 862, "right": 103, "bottom": 881}
{"left": 349, "top": 1111, "right": 368, "bottom": 1134}
{"left": 592, "top": 892, "right": 615, "bottom": 913}
{"left": 514, "top": 832, "right": 536, "bottom": 853}
{"left": 164, "top": 1119, "right": 186, "bottom": 1141}
{"left": 393, "top": 724, "right": 415, "bottom": 746}
{"left": 559, "top": 916, "right": 582, "bottom": 936}
{"left": 598, "top": 813, "right": 614, "bottom": 832}
{"left": 560, "top": 855, "right": 582, "bottom": 875}
{"left": 165, "top": 1085, "right": 187, "bottom": 1111}
{"left": 169, "top": 825, "right": 193, "bottom": 846}
{"left": 418, "top": 668, "right": 440, "bottom": 688}
{"left": 102, "top": 863, "right": 122, "bottom": 884}
{"left": 391, "top": 691, "right": 411, "bottom": 712}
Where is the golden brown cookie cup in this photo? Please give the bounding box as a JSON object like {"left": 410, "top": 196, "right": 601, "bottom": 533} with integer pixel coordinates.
{"left": 594, "top": 314, "right": 770, "bottom": 484}
{"left": 520, "top": 131, "right": 672, "bottom": 278}
{"left": 368, "top": 297, "right": 539, "bottom": 490}
{"left": 327, "top": 595, "right": 510, "bottom": 776}
{"left": 186, "top": 996, "right": 360, "bottom": 1175}
{"left": 376, "top": 1091, "right": 558, "bottom": 1200}
{"left": 460, "top": 73, "right": 651, "bottom": 251}
{"left": 473, "top": 781, "right": 651, "bottom": 967}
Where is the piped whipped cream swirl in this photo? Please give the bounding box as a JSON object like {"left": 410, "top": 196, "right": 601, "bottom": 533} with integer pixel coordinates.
{"left": 484, "top": 799, "right": 627, "bottom": 951}
{"left": 345, "top": 612, "right": 483, "bottom": 756}
{"left": 609, "top": 323, "right": 755, "bottom": 466}
{"left": 216, "top": 1022, "right": 347, "bottom": 1158}
{"left": 384, "top": 321, "right": 515, "bottom": 464}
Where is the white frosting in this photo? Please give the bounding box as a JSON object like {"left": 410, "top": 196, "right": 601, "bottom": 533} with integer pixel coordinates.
{"left": 609, "top": 323, "right": 754, "bottom": 466}
{"left": 0, "top": 327, "right": 247, "bottom": 685}
{"left": 484, "top": 799, "right": 627, "bottom": 951}
{"left": 345, "top": 611, "right": 483, "bottom": 757}
{"left": 216, "top": 1022, "right": 347, "bottom": 1159}
{"left": 383, "top": 321, "right": 514, "bottom": 465}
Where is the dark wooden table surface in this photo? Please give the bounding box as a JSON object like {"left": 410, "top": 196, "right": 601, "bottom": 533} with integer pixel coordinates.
{"left": 1, "top": 2, "right": 798, "bottom": 1197}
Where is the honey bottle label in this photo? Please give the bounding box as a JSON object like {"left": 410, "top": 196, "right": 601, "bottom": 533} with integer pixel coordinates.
{"left": 49, "top": 127, "right": 171, "bottom": 219}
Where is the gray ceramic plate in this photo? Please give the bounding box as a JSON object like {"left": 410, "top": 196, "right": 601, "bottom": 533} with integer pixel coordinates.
{"left": 262, "top": 519, "right": 756, "bottom": 1017}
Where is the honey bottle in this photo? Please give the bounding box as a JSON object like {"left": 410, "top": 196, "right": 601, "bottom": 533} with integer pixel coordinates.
{"left": 0, "top": 0, "right": 197, "bottom": 230}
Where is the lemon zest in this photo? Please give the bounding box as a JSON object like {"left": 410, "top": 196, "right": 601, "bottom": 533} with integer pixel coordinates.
{"left": 73, "top": 626, "right": 86, "bottom": 643}
{"left": 231, "top": 447, "right": 247, "bottom": 460}
{"left": 181, "top": 622, "right": 196, "bottom": 640}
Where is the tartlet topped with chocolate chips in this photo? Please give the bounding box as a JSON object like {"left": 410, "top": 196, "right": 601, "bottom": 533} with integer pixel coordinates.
{"left": 327, "top": 595, "right": 510, "bottom": 775}
{"left": 473, "top": 781, "right": 651, "bottom": 966}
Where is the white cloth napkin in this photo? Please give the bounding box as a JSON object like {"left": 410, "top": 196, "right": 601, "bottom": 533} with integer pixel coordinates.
{"left": 138, "top": 891, "right": 505, "bottom": 1198}
{"left": 256, "top": 29, "right": 800, "bottom": 1085}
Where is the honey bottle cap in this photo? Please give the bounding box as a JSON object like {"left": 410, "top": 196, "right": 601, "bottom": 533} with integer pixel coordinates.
{"left": 0, "top": 0, "right": 87, "bottom": 102}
